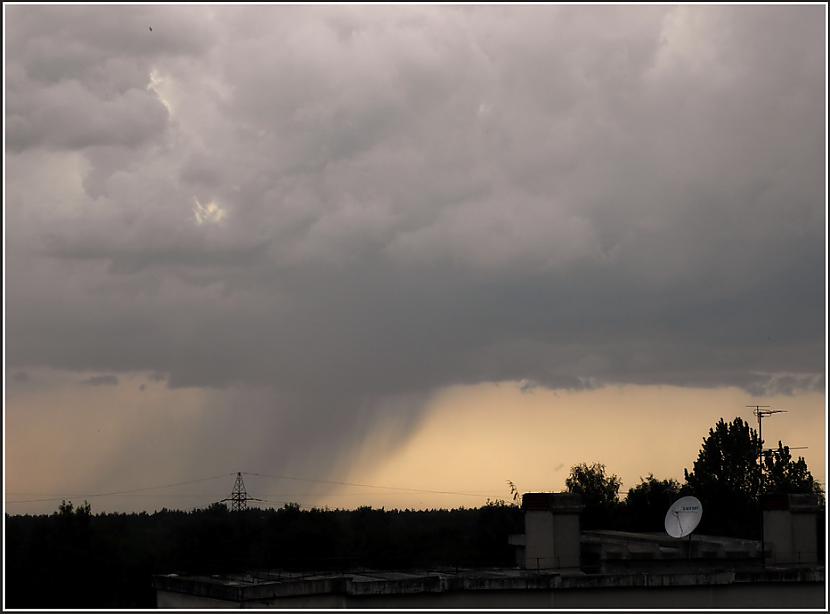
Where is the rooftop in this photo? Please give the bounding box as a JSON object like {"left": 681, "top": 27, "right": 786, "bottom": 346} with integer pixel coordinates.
{"left": 153, "top": 564, "right": 824, "bottom": 605}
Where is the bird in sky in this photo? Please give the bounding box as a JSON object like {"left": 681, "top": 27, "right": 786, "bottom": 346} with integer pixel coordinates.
{"left": 149, "top": 26, "right": 153, "bottom": 32}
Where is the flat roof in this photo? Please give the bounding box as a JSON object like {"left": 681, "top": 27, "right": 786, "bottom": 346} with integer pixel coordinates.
{"left": 153, "top": 565, "right": 824, "bottom": 604}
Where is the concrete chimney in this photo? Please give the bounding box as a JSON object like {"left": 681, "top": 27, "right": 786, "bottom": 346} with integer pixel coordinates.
{"left": 520, "top": 492, "right": 584, "bottom": 572}
{"left": 762, "top": 493, "right": 821, "bottom": 565}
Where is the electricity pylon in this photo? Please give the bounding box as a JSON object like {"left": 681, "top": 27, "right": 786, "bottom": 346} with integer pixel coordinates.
{"left": 220, "top": 472, "right": 262, "bottom": 511}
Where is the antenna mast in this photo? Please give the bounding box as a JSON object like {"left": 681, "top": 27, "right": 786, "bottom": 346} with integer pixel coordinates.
{"left": 747, "top": 404, "right": 787, "bottom": 568}
{"left": 748, "top": 405, "right": 787, "bottom": 467}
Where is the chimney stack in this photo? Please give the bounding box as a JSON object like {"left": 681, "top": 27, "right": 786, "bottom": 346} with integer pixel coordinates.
{"left": 520, "top": 492, "right": 584, "bottom": 572}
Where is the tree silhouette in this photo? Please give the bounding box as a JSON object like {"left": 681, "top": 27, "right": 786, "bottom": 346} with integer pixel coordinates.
{"left": 565, "top": 462, "right": 622, "bottom": 529}
{"left": 685, "top": 418, "right": 762, "bottom": 501}
{"left": 624, "top": 474, "right": 683, "bottom": 532}
{"left": 5, "top": 501, "right": 523, "bottom": 608}
{"left": 506, "top": 480, "right": 520, "bottom": 503}
{"left": 683, "top": 417, "right": 824, "bottom": 538}
{"left": 763, "top": 441, "right": 824, "bottom": 503}
{"left": 684, "top": 417, "right": 762, "bottom": 537}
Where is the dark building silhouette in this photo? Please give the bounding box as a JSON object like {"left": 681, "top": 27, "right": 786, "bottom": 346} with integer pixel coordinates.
{"left": 153, "top": 492, "right": 825, "bottom": 608}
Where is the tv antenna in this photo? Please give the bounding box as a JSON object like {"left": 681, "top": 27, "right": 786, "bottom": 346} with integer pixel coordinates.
{"left": 220, "top": 472, "right": 262, "bottom": 511}
{"left": 747, "top": 405, "right": 787, "bottom": 463}
{"left": 747, "top": 404, "right": 787, "bottom": 568}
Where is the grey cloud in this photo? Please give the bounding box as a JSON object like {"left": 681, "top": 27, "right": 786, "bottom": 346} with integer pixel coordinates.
{"left": 5, "top": 5, "right": 825, "bottom": 476}
{"left": 43, "top": 233, "right": 272, "bottom": 275}
{"left": 5, "top": 4, "right": 216, "bottom": 152}
{"left": 743, "top": 373, "right": 826, "bottom": 399}
{"left": 7, "top": 80, "right": 168, "bottom": 151}
{"left": 518, "top": 379, "right": 538, "bottom": 394}
{"left": 5, "top": 5, "right": 215, "bottom": 77}
{"left": 81, "top": 374, "right": 120, "bottom": 386}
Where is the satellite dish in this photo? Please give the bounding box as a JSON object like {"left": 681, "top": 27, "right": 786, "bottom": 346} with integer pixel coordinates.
{"left": 664, "top": 495, "right": 703, "bottom": 538}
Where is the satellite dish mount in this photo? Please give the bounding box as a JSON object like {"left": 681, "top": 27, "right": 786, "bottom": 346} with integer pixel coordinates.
{"left": 665, "top": 495, "right": 703, "bottom": 559}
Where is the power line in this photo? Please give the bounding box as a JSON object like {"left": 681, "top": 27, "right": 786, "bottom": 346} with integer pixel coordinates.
{"left": 6, "top": 491, "right": 501, "bottom": 501}
{"left": 243, "top": 471, "right": 502, "bottom": 498}
{"left": 5, "top": 472, "right": 237, "bottom": 504}
{"left": 260, "top": 492, "right": 474, "bottom": 497}
{"left": 6, "top": 492, "right": 224, "bottom": 501}
{"left": 5, "top": 471, "right": 505, "bottom": 505}
{"left": 7, "top": 494, "right": 210, "bottom": 500}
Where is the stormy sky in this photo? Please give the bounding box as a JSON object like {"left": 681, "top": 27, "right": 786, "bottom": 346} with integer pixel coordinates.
{"left": 5, "top": 5, "right": 826, "bottom": 512}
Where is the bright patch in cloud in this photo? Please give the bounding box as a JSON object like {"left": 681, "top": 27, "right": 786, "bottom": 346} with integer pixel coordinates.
{"left": 146, "top": 68, "right": 174, "bottom": 115}
{"left": 192, "top": 196, "right": 227, "bottom": 225}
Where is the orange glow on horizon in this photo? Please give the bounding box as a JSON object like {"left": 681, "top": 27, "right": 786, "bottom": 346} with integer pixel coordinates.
{"left": 329, "top": 382, "right": 826, "bottom": 510}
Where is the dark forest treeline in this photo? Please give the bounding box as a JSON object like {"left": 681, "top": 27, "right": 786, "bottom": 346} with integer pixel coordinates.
{"left": 5, "top": 416, "right": 825, "bottom": 608}
{"left": 4, "top": 492, "right": 746, "bottom": 609}
{"left": 5, "top": 501, "right": 523, "bottom": 608}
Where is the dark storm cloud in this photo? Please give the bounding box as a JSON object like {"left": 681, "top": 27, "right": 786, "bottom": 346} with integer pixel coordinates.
{"left": 81, "top": 374, "right": 119, "bottom": 387}
{"left": 6, "top": 6, "right": 825, "bottom": 469}
{"left": 7, "top": 79, "right": 168, "bottom": 151}
{"left": 5, "top": 5, "right": 214, "bottom": 151}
